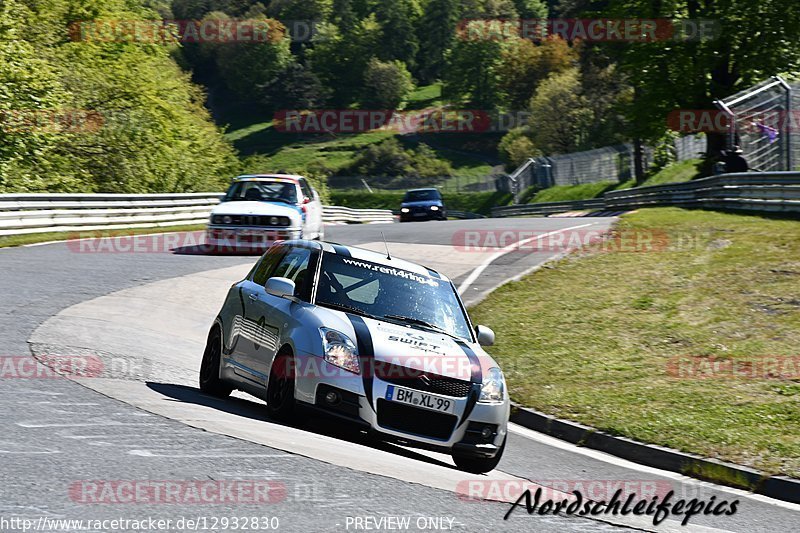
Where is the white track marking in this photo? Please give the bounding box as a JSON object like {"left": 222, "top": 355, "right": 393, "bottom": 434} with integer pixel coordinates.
{"left": 509, "top": 423, "right": 800, "bottom": 512}
{"left": 457, "top": 223, "right": 593, "bottom": 294}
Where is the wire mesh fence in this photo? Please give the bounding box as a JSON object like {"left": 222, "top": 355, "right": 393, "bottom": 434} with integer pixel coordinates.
{"left": 327, "top": 174, "right": 499, "bottom": 193}
{"left": 714, "top": 77, "right": 793, "bottom": 172}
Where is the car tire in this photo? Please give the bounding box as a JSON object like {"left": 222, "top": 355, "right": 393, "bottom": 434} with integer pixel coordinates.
{"left": 199, "top": 326, "right": 233, "bottom": 398}
{"left": 266, "top": 349, "right": 296, "bottom": 421}
{"left": 452, "top": 436, "right": 506, "bottom": 474}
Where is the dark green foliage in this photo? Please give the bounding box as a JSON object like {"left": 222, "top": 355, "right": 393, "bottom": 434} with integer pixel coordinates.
{"left": 339, "top": 138, "right": 453, "bottom": 178}
{"left": 0, "top": 0, "right": 238, "bottom": 193}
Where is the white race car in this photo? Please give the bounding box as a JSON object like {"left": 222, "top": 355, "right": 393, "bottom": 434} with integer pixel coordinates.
{"left": 200, "top": 240, "right": 510, "bottom": 473}
{"left": 206, "top": 174, "right": 324, "bottom": 251}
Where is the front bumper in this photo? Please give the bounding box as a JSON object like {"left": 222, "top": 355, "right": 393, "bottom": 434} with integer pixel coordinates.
{"left": 206, "top": 225, "right": 302, "bottom": 250}
{"left": 294, "top": 353, "right": 509, "bottom": 457}
{"left": 399, "top": 207, "right": 446, "bottom": 221}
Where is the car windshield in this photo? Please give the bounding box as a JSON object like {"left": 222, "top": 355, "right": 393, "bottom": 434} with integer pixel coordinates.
{"left": 224, "top": 181, "right": 298, "bottom": 204}
{"left": 316, "top": 253, "right": 472, "bottom": 341}
{"left": 403, "top": 189, "right": 441, "bottom": 202}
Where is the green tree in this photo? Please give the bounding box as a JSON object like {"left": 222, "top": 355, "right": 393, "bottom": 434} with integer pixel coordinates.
{"left": 416, "top": 0, "right": 460, "bottom": 84}
{"left": 497, "top": 36, "right": 576, "bottom": 109}
{"left": 603, "top": 0, "right": 800, "bottom": 167}
{"left": 375, "top": 0, "right": 421, "bottom": 70}
{"left": 309, "top": 17, "right": 382, "bottom": 106}
{"left": 443, "top": 20, "right": 507, "bottom": 108}
{"left": 212, "top": 15, "right": 293, "bottom": 98}
{"left": 512, "top": 0, "right": 547, "bottom": 18}
{"left": 529, "top": 68, "right": 592, "bottom": 154}
{"left": 362, "top": 58, "right": 414, "bottom": 108}
{"left": 260, "top": 61, "right": 330, "bottom": 109}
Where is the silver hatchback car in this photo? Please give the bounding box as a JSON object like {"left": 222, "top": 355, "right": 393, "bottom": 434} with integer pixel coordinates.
{"left": 199, "top": 240, "right": 509, "bottom": 473}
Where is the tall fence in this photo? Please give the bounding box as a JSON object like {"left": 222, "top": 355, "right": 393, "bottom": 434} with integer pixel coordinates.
{"left": 504, "top": 135, "right": 706, "bottom": 201}
{"left": 492, "top": 172, "right": 800, "bottom": 217}
{"left": 714, "top": 76, "right": 793, "bottom": 172}
{"left": 0, "top": 193, "right": 394, "bottom": 237}
{"left": 327, "top": 174, "right": 498, "bottom": 193}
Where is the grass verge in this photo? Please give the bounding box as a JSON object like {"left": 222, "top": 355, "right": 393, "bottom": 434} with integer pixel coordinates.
{"left": 0, "top": 225, "right": 206, "bottom": 249}
{"left": 469, "top": 207, "right": 800, "bottom": 477}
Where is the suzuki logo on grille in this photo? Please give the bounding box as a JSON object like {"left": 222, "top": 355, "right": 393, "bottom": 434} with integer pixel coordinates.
{"left": 419, "top": 374, "right": 432, "bottom": 387}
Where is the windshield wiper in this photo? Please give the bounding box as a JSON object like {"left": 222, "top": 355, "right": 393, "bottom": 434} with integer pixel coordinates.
{"left": 379, "top": 314, "right": 455, "bottom": 338}
{"left": 319, "top": 301, "right": 377, "bottom": 320}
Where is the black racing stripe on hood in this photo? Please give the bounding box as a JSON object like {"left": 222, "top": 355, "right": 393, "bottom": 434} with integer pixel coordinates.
{"left": 331, "top": 244, "right": 351, "bottom": 257}
{"left": 347, "top": 314, "right": 376, "bottom": 412}
{"left": 456, "top": 340, "right": 483, "bottom": 427}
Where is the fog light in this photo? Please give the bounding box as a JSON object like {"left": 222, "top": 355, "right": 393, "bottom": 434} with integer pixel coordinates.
{"left": 325, "top": 391, "right": 340, "bottom": 404}
{"left": 481, "top": 427, "right": 493, "bottom": 439}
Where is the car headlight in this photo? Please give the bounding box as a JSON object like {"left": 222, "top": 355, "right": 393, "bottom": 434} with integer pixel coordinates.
{"left": 223, "top": 215, "right": 233, "bottom": 224}
{"left": 479, "top": 367, "right": 505, "bottom": 402}
{"left": 430, "top": 205, "right": 439, "bottom": 211}
{"left": 401, "top": 208, "right": 410, "bottom": 213}
{"left": 319, "top": 328, "right": 359, "bottom": 374}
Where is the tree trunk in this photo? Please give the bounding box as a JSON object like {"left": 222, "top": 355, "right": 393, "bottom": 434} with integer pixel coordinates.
{"left": 633, "top": 138, "right": 645, "bottom": 185}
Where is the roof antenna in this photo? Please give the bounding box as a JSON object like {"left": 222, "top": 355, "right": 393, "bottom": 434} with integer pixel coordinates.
{"left": 381, "top": 232, "right": 391, "bottom": 260}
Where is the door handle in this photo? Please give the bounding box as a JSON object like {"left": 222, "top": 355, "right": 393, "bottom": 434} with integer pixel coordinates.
{"left": 248, "top": 293, "right": 258, "bottom": 302}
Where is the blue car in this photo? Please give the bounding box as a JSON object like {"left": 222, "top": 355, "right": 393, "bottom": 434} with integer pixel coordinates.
{"left": 399, "top": 188, "right": 447, "bottom": 222}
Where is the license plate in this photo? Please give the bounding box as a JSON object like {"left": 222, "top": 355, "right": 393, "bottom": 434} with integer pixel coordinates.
{"left": 385, "top": 385, "right": 455, "bottom": 414}
{"left": 413, "top": 212, "right": 426, "bottom": 217}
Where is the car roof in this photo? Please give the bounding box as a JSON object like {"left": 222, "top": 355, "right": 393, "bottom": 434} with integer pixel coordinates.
{"left": 405, "top": 188, "right": 439, "bottom": 192}
{"left": 280, "top": 240, "right": 449, "bottom": 282}
{"left": 233, "top": 174, "right": 304, "bottom": 182}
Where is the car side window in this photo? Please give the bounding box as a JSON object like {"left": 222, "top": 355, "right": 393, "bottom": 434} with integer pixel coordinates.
{"left": 298, "top": 178, "right": 313, "bottom": 201}
{"left": 252, "top": 247, "right": 286, "bottom": 286}
{"left": 272, "top": 246, "right": 312, "bottom": 298}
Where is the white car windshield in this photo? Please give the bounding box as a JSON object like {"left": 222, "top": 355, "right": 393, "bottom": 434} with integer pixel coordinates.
{"left": 224, "top": 181, "right": 298, "bottom": 204}
{"left": 316, "top": 253, "right": 472, "bottom": 341}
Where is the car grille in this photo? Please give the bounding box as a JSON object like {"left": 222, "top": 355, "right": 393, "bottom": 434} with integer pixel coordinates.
{"left": 375, "top": 363, "right": 472, "bottom": 398}
{"left": 211, "top": 214, "right": 291, "bottom": 227}
{"left": 377, "top": 399, "right": 457, "bottom": 441}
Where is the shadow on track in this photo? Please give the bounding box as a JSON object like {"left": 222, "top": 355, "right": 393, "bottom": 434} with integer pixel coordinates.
{"left": 146, "top": 382, "right": 456, "bottom": 470}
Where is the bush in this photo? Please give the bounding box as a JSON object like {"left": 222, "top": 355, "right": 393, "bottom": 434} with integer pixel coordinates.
{"left": 498, "top": 128, "right": 539, "bottom": 170}
{"left": 340, "top": 138, "right": 453, "bottom": 178}
{"left": 361, "top": 58, "right": 414, "bottom": 108}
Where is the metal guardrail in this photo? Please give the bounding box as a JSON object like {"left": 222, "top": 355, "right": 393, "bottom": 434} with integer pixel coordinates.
{"left": 491, "top": 198, "right": 605, "bottom": 218}
{"left": 321, "top": 206, "right": 395, "bottom": 224}
{"left": 0, "top": 193, "right": 395, "bottom": 236}
{"left": 492, "top": 172, "right": 800, "bottom": 217}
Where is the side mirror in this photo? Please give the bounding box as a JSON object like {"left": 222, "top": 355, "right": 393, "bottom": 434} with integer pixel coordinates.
{"left": 475, "top": 325, "right": 495, "bottom": 347}
{"left": 265, "top": 277, "right": 296, "bottom": 299}
{"left": 302, "top": 196, "right": 311, "bottom": 204}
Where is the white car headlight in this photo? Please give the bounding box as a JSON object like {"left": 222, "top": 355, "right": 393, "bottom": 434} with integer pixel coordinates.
{"left": 401, "top": 208, "right": 410, "bottom": 213}
{"left": 223, "top": 215, "right": 233, "bottom": 224}
{"left": 319, "top": 328, "right": 359, "bottom": 374}
{"left": 430, "top": 205, "right": 439, "bottom": 211}
{"left": 479, "top": 367, "right": 505, "bottom": 402}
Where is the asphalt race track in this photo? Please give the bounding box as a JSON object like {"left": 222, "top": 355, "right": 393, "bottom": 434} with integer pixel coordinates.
{"left": 1, "top": 217, "right": 799, "bottom": 532}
